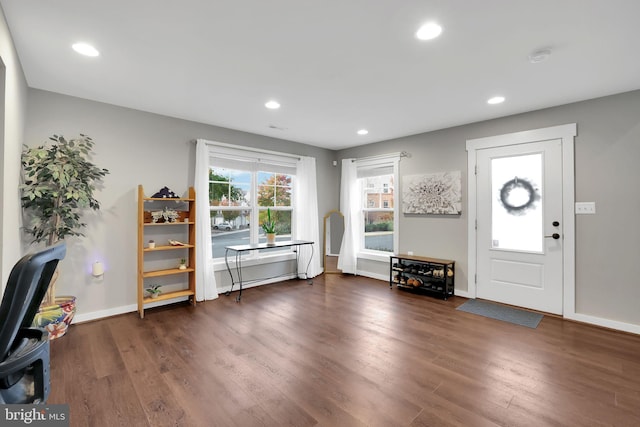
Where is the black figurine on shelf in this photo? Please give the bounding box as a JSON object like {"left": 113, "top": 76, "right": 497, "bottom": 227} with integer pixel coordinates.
{"left": 151, "top": 186, "right": 179, "bottom": 198}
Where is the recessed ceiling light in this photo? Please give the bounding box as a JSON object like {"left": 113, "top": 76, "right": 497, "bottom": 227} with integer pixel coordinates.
{"left": 415, "top": 22, "right": 443, "bottom": 41}
{"left": 72, "top": 42, "right": 99, "bottom": 57}
{"left": 357, "top": 129, "right": 369, "bottom": 135}
{"left": 265, "top": 100, "right": 280, "bottom": 109}
{"left": 487, "top": 96, "right": 505, "bottom": 105}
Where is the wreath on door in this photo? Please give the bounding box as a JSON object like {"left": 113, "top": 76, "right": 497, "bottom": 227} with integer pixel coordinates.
{"left": 499, "top": 177, "right": 539, "bottom": 214}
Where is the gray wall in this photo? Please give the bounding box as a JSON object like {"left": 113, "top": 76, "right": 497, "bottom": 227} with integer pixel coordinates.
{"left": 0, "top": 6, "right": 28, "bottom": 291}
{"left": 337, "top": 89, "right": 640, "bottom": 326}
{"left": 25, "top": 89, "right": 338, "bottom": 319}
{"left": 24, "top": 88, "right": 640, "bottom": 328}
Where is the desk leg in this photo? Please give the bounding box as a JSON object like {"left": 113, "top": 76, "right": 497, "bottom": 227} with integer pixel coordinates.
{"left": 235, "top": 251, "right": 243, "bottom": 302}
{"left": 225, "top": 249, "right": 235, "bottom": 296}
{"left": 224, "top": 249, "right": 244, "bottom": 301}
{"left": 305, "top": 244, "right": 314, "bottom": 284}
{"left": 295, "top": 244, "right": 314, "bottom": 285}
{"left": 294, "top": 248, "right": 299, "bottom": 278}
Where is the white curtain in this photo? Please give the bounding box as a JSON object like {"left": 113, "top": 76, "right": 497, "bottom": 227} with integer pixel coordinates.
{"left": 195, "top": 140, "right": 218, "bottom": 300}
{"left": 337, "top": 159, "right": 359, "bottom": 274}
{"left": 294, "top": 156, "right": 322, "bottom": 278}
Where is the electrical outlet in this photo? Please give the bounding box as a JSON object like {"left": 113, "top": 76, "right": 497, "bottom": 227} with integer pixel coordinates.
{"left": 575, "top": 202, "right": 596, "bottom": 214}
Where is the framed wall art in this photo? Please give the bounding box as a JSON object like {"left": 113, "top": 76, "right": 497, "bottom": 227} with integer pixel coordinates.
{"left": 402, "top": 171, "right": 462, "bottom": 215}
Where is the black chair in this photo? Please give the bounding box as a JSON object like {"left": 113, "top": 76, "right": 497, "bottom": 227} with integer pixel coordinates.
{"left": 0, "top": 242, "right": 66, "bottom": 404}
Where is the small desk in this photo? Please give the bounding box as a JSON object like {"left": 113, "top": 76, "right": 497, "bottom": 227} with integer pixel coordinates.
{"left": 224, "top": 240, "right": 314, "bottom": 301}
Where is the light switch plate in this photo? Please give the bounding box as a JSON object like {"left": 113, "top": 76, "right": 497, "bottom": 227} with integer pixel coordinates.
{"left": 575, "top": 202, "right": 596, "bottom": 214}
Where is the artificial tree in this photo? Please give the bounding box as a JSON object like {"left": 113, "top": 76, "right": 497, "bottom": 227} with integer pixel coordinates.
{"left": 20, "top": 134, "right": 110, "bottom": 306}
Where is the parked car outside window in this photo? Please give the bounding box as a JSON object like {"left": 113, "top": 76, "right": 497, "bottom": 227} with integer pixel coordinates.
{"left": 212, "top": 222, "right": 233, "bottom": 231}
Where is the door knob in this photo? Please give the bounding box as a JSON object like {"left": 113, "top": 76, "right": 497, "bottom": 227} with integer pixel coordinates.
{"left": 545, "top": 233, "right": 560, "bottom": 239}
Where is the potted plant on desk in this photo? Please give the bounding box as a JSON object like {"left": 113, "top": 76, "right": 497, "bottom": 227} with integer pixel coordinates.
{"left": 262, "top": 208, "right": 277, "bottom": 245}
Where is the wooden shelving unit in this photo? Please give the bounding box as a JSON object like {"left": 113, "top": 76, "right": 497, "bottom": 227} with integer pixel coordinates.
{"left": 137, "top": 185, "right": 196, "bottom": 318}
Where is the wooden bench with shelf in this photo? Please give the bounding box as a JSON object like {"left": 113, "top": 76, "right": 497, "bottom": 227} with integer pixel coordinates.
{"left": 390, "top": 254, "right": 455, "bottom": 299}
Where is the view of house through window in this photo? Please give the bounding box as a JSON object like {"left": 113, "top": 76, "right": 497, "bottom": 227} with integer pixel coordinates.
{"left": 361, "top": 174, "right": 394, "bottom": 252}
{"left": 209, "top": 166, "right": 293, "bottom": 258}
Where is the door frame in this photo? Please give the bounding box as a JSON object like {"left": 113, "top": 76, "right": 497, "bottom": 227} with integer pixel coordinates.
{"left": 465, "top": 123, "right": 576, "bottom": 316}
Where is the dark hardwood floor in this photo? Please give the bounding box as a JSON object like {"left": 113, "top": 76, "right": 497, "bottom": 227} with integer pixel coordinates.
{"left": 49, "top": 274, "right": 640, "bottom": 426}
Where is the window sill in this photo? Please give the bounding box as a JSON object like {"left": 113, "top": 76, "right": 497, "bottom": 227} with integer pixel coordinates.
{"left": 212, "top": 251, "right": 297, "bottom": 272}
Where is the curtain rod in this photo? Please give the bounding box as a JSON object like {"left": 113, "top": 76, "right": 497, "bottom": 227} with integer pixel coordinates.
{"left": 196, "top": 139, "right": 302, "bottom": 161}
{"left": 351, "top": 151, "right": 411, "bottom": 162}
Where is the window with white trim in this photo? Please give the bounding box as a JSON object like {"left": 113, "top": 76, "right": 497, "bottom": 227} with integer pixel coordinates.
{"left": 357, "top": 160, "right": 398, "bottom": 254}
{"left": 209, "top": 147, "right": 295, "bottom": 259}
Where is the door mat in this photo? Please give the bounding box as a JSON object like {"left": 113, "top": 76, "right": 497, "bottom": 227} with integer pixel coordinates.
{"left": 456, "top": 299, "right": 543, "bottom": 328}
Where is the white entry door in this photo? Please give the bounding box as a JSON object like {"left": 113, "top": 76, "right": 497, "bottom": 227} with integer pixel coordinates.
{"left": 476, "top": 139, "right": 564, "bottom": 314}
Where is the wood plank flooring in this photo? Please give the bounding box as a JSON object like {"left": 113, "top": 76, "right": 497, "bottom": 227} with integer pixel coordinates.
{"left": 48, "top": 274, "right": 640, "bottom": 426}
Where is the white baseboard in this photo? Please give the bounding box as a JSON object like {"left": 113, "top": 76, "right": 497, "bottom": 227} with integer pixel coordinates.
{"left": 73, "top": 304, "right": 137, "bottom": 324}
{"left": 213, "top": 273, "right": 298, "bottom": 295}
{"left": 454, "top": 289, "right": 472, "bottom": 298}
{"left": 565, "top": 312, "right": 640, "bottom": 335}
{"left": 73, "top": 296, "right": 195, "bottom": 324}
{"left": 355, "top": 270, "right": 471, "bottom": 298}
{"left": 72, "top": 274, "right": 300, "bottom": 323}
{"left": 355, "top": 270, "right": 388, "bottom": 282}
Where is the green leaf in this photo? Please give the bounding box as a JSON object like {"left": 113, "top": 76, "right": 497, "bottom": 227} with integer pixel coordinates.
{"left": 20, "top": 133, "right": 110, "bottom": 245}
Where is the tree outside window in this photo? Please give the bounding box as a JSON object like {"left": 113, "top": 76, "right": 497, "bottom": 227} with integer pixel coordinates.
{"left": 209, "top": 167, "right": 295, "bottom": 257}
{"left": 257, "top": 172, "right": 292, "bottom": 240}
{"left": 209, "top": 168, "right": 250, "bottom": 227}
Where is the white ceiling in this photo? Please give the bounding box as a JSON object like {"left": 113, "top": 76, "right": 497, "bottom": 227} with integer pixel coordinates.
{"left": 2, "top": 1, "right": 640, "bottom": 150}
